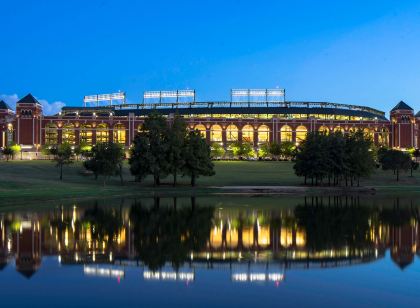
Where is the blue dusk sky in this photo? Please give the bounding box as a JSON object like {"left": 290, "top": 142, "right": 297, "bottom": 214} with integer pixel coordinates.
{"left": 1, "top": 0, "right": 420, "bottom": 114}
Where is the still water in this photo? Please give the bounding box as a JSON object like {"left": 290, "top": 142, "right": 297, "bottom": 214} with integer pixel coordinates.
{"left": 0, "top": 195, "right": 420, "bottom": 307}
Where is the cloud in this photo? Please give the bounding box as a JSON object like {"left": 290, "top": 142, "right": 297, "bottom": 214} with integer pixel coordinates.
{"left": 0, "top": 94, "right": 19, "bottom": 109}
{"left": 0, "top": 94, "right": 66, "bottom": 115}
{"left": 37, "top": 99, "right": 66, "bottom": 115}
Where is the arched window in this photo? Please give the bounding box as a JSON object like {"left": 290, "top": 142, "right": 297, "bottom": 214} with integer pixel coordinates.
{"left": 378, "top": 128, "right": 389, "bottom": 146}
{"left": 113, "top": 124, "right": 126, "bottom": 145}
{"left": 96, "top": 123, "right": 109, "bottom": 143}
{"left": 334, "top": 126, "right": 344, "bottom": 133}
{"left": 363, "top": 128, "right": 374, "bottom": 139}
{"left": 257, "top": 125, "right": 270, "bottom": 144}
{"left": 6, "top": 123, "right": 14, "bottom": 146}
{"left": 348, "top": 127, "right": 358, "bottom": 134}
{"left": 242, "top": 125, "right": 254, "bottom": 143}
{"left": 226, "top": 124, "right": 238, "bottom": 142}
{"left": 80, "top": 123, "right": 93, "bottom": 145}
{"left": 318, "top": 125, "right": 330, "bottom": 135}
{"left": 280, "top": 125, "right": 292, "bottom": 142}
{"left": 210, "top": 124, "right": 223, "bottom": 142}
{"left": 295, "top": 126, "right": 307, "bottom": 144}
{"left": 45, "top": 123, "right": 58, "bottom": 145}
{"left": 62, "top": 123, "right": 75, "bottom": 144}
{"left": 194, "top": 124, "right": 207, "bottom": 138}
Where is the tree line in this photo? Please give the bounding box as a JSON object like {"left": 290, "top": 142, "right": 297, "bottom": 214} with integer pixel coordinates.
{"left": 129, "top": 113, "right": 214, "bottom": 186}
{"left": 293, "top": 131, "right": 375, "bottom": 186}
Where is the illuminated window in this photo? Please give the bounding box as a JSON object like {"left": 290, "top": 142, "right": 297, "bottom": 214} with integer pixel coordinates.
{"left": 318, "top": 125, "right": 330, "bottom": 135}
{"left": 6, "top": 123, "right": 13, "bottom": 146}
{"left": 113, "top": 124, "right": 126, "bottom": 145}
{"left": 257, "top": 125, "right": 270, "bottom": 144}
{"left": 348, "top": 127, "right": 358, "bottom": 134}
{"left": 96, "top": 123, "right": 109, "bottom": 143}
{"left": 242, "top": 125, "right": 254, "bottom": 143}
{"left": 62, "top": 123, "right": 75, "bottom": 144}
{"left": 210, "top": 124, "right": 222, "bottom": 142}
{"left": 334, "top": 126, "right": 344, "bottom": 133}
{"left": 363, "top": 128, "right": 374, "bottom": 139}
{"left": 295, "top": 125, "right": 307, "bottom": 144}
{"left": 226, "top": 124, "right": 238, "bottom": 142}
{"left": 378, "top": 128, "right": 389, "bottom": 146}
{"left": 194, "top": 124, "right": 206, "bottom": 138}
{"left": 80, "top": 124, "right": 93, "bottom": 145}
{"left": 280, "top": 125, "right": 292, "bottom": 142}
{"left": 45, "top": 123, "right": 58, "bottom": 145}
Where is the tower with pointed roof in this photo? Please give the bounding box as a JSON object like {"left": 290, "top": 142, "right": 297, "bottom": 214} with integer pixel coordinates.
{"left": 15, "top": 93, "right": 43, "bottom": 149}
{"left": 390, "top": 101, "right": 415, "bottom": 148}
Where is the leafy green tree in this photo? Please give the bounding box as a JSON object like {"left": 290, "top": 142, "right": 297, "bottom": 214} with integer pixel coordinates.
{"left": 210, "top": 142, "right": 225, "bottom": 159}
{"left": 258, "top": 143, "right": 270, "bottom": 159}
{"left": 167, "top": 115, "right": 188, "bottom": 186}
{"left": 182, "top": 131, "right": 215, "bottom": 186}
{"left": 54, "top": 143, "right": 73, "bottom": 181}
{"left": 268, "top": 142, "right": 282, "bottom": 160}
{"left": 380, "top": 149, "right": 412, "bottom": 181}
{"left": 231, "top": 141, "right": 255, "bottom": 159}
{"left": 129, "top": 113, "right": 169, "bottom": 186}
{"left": 280, "top": 141, "right": 295, "bottom": 160}
{"left": 84, "top": 142, "right": 125, "bottom": 185}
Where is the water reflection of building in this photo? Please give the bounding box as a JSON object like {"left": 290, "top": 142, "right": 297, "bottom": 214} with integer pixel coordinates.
{"left": 0, "top": 200, "right": 419, "bottom": 279}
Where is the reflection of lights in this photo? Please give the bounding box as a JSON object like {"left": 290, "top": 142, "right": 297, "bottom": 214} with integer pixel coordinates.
{"left": 84, "top": 266, "right": 124, "bottom": 279}
{"left": 58, "top": 255, "right": 61, "bottom": 263}
{"left": 143, "top": 271, "right": 194, "bottom": 282}
{"left": 232, "top": 273, "right": 284, "bottom": 283}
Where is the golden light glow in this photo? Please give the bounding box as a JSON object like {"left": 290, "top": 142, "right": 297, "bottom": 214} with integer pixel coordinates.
{"left": 280, "top": 125, "right": 292, "bottom": 142}
{"left": 295, "top": 125, "right": 307, "bottom": 144}
{"left": 210, "top": 124, "right": 223, "bottom": 142}
{"left": 194, "top": 124, "right": 206, "bottom": 138}
{"left": 113, "top": 124, "right": 126, "bottom": 144}
{"left": 96, "top": 123, "right": 109, "bottom": 143}
{"left": 226, "top": 124, "right": 238, "bottom": 142}
{"left": 242, "top": 125, "right": 254, "bottom": 143}
{"left": 257, "top": 125, "right": 270, "bottom": 144}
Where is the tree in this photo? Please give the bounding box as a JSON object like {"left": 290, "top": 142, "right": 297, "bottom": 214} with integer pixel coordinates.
{"left": 182, "top": 131, "right": 215, "bottom": 186}
{"left": 268, "top": 142, "right": 282, "bottom": 160}
{"left": 231, "top": 141, "right": 255, "bottom": 159}
{"left": 258, "top": 143, "right": 270, "bottom": 159}
{"left": 167, "top": 116, "right": 188, "bottom": 186}
{"left": 84, "top": 142, "right": 125, "bottom": 185}
{"left": 413, "top": 148, "right": 420, "bottom": 162}
{"left": 54, "top": 143, "right": 73, "bottom": 181}
{"left": 280, "top": 141, "right": 295, "bottom": 160}
{"left": 129, "top": 113, "right": 169, "bottom": 186}
{"left": 210, "top": 142, "right": 225, "bottom": 159}
{"left": 2, "top": 147, "right": 13, "bottom": 161}
{"left": 380, "top": 149, "right": 412, "bottom": 181}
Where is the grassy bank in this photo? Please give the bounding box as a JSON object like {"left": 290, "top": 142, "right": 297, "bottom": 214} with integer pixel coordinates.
{"left": 0, "top": 160, "right": 419, "bottom": 205}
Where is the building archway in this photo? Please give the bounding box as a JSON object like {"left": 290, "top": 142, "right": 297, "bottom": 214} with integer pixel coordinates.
{"left": 62, "top": 123, "right": 75, "bottom": 144}
{"left": 97, "top": 123, "right": 109, "bottom": 143}
{"left": 318, "top": 125, "right": 330, "bottom": 135}
{"left": 194, "top": 124, "right": 206, "bottom": 138}
{"left": 280, "top": 125, "right": 292, "bottom": 142}
{"left": 257, "top": 125, "right": 270, "bottom": 144}
{"left": 295, "top": 125, "right": 308, "bottom": 144}
{"left": 226, "top": 124, "right": 238, "bottom": 142}
{"left": 242, "top": 125, "right": 254, "bottom": 143}
{"left": 113, "top": 124, "right": 126, "bottom": 145}
{"left": 210, "top": 124, "right": 223, "bottom": 142}
{"left": 80, "top": 123, "right": 93, "bottom": 145}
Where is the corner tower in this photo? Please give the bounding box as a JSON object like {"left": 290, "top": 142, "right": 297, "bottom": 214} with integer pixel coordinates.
{"left": 390, "top": 101, "right": 415, "bottom": 149}
{"left": 15, "top": 94, "right": 43, "bottom": 149}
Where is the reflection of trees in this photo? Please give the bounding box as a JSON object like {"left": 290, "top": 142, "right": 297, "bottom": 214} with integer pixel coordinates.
{"left": 130, "top": 197, "right": 214, "bottom": 271}
{"left": 82, "top": 204, "right": 123, "bottom": 246}
{"left": 294, "top": 202, "right": 373, "bottom": 251}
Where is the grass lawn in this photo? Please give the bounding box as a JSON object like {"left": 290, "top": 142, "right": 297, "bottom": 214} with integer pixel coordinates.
{"left": 0, "top": 160, "right": 419, "bottom": 205}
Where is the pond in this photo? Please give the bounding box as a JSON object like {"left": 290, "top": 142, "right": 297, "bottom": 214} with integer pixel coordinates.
{"left": 0, "top": 195, "right": 420, "bottom": 307}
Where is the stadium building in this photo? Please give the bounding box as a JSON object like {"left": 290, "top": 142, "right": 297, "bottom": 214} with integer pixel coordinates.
{"left": 0, "top": 89, "right": 418, "bottom": 159}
